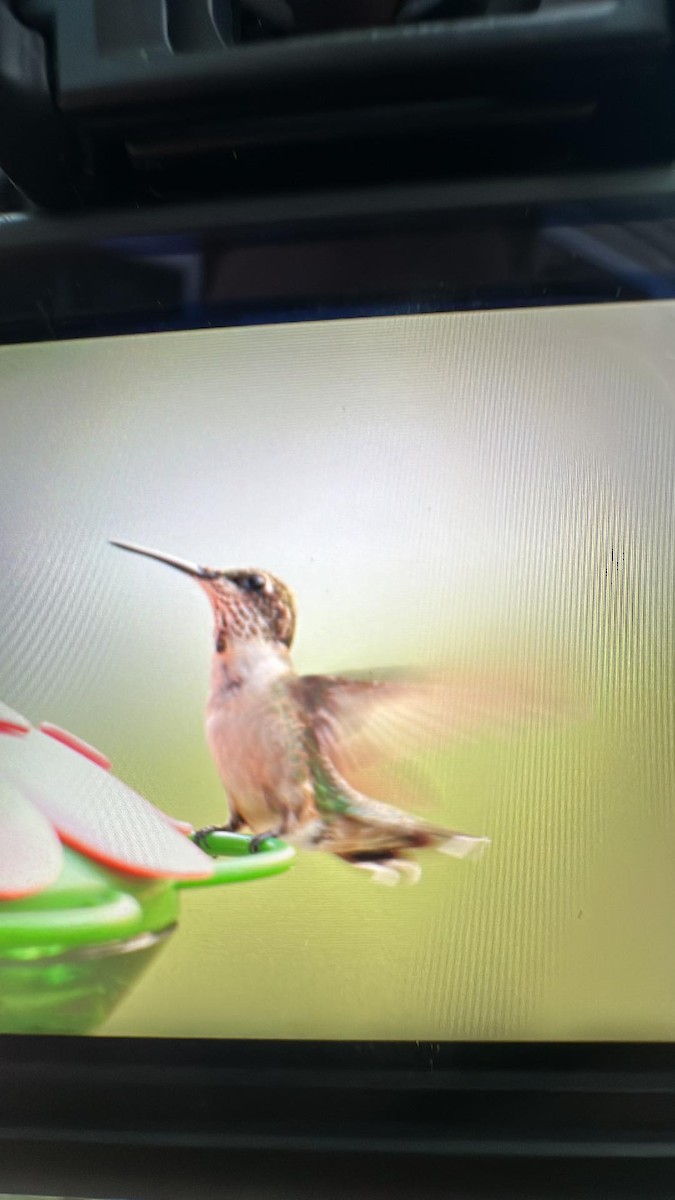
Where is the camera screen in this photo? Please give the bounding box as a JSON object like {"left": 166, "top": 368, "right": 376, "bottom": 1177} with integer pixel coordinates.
{"left": 1, "top": 302, "right": 673, "bottom": 1040}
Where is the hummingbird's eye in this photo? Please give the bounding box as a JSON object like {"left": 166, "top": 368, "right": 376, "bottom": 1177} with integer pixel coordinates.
{"left": 241, "top": 573, "right": 266, "bottom": 593}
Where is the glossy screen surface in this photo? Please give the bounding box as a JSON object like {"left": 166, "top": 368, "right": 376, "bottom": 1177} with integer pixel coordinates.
{"left": 0, "top": 303, "right": 673, "bottom": 1039}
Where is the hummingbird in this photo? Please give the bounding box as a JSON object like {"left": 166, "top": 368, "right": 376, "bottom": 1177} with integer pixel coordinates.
{"left": 110, "top": 540, "right": 498, "bottom": 884}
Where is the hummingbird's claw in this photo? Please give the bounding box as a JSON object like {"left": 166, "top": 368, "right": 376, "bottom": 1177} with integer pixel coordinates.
{"left": 248, "top": 831, "right": 279, "bottom": 854}
{"left": 192, "top": 824, "right": 230, "bottom": 853}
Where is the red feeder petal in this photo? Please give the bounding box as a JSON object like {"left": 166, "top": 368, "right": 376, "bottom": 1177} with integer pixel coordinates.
{"left": 164, "top": 816, "right": 195, "bottom": 835}
{"left": 1, "top": 732, "right": 214, "bottom": 882}
{"left": 39, "top": 723, "right": 111, "bottom": 770}
{"left": 0, "top": 702, "right": 30, "bottom": 738}
{"left": 0, "top": 782, "right": 63, "bottom": 898}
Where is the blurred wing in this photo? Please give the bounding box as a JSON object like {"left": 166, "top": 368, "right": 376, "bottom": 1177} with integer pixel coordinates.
{"left": 0, "top": 780, "right": 64, "bottom": 898}
{"left": 295, "top": 668, "right": 548, "bottom": 778}
{"left": 0, "top": 730, "right": 214, "bottom": 882}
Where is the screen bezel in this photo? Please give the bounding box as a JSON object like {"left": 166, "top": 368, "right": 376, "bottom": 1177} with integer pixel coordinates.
{"left": 2, "top": 165, "right": 675, "bottom": 343}
{"left": 1, "top": 168, "right": 675, "bottom": 1172}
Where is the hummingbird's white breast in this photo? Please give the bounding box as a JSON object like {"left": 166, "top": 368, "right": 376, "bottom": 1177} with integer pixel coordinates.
{"left": 204, "top": 639, "right": 307, "bottom": 832}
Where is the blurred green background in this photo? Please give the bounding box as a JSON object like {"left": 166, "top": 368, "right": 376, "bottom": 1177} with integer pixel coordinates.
{"left": 0, "top": 303, "right": 674, "bottom": 1040}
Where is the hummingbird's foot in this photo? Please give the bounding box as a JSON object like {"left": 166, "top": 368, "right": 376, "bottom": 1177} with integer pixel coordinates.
{"left": 192, "top": 825, "right": 218, "bottom": 850}
{"left": 192, "top": 823, "right": 241, "bottom": 853}
{"left": 248, "top": 831, "right": 280, "bottom": 854}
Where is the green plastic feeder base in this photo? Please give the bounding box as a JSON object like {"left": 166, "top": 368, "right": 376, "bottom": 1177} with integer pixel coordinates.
{"left": 0, "top": 926, "right": 174, "bottom": 1035}
{"left": 0, "top": 832, "right": 294, "bottom": 1035}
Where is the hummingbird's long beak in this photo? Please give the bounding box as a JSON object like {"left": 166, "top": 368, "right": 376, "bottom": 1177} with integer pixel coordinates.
{"left": 109, "top": 539, "right": 220, "bottom": 580}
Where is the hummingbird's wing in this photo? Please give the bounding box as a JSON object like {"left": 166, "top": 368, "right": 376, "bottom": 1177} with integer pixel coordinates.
{"left": 294, "top": 668, "right": 544, "bottom": 780}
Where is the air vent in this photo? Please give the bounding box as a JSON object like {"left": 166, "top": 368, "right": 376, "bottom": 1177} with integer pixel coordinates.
{"left": 234, "top": 1, "right": 592, "bottom": 42}
{"left": 399, "top": 1, "right": 541, "bottom": 19}
{"left": 13, "top": 0, "right": 670, "bottom": 89}
{"left": 4, "top": 0, "right": 672, "bottom": 208}
{"left": 236, "top": 2, "right": 400, "bottom": 41}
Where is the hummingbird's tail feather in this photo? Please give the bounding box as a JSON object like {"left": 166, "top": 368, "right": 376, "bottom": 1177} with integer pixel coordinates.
{"left": 307, "top": 729, "right": 488, "bottom": 882}
{"left": 320, "top": 798, "right": 490, "bottom": 884}
{"left": 437, "top": 833, "right": 491, "bottom": 860}
{"left": 350, "top": 858, "right": 422, "bottom": 886}
{"left": 319, "top": 781, "right": 488, "bottom": 858}
{"left": 330, "top": 820, "right": 489, "bottom": 885}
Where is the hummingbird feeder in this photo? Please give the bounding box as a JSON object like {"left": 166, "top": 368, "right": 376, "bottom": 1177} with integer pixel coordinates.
{"left": 0, "top": 701, "right": 295, "bottom": 1035}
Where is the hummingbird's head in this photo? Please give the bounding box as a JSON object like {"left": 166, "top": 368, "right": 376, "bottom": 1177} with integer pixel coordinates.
{"left": 204, "top": 568, "right": 296, "bottom": 653}
{"left": 110, "top": 541, "right": 297, "bottom": 652}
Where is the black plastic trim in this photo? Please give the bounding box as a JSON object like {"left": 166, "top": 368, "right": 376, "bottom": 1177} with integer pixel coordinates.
{"left": 1, "top": 169, "right": 675, "bottom": 344}
{"left": 19, "top": 0, "right": 670, "bottom": 114}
